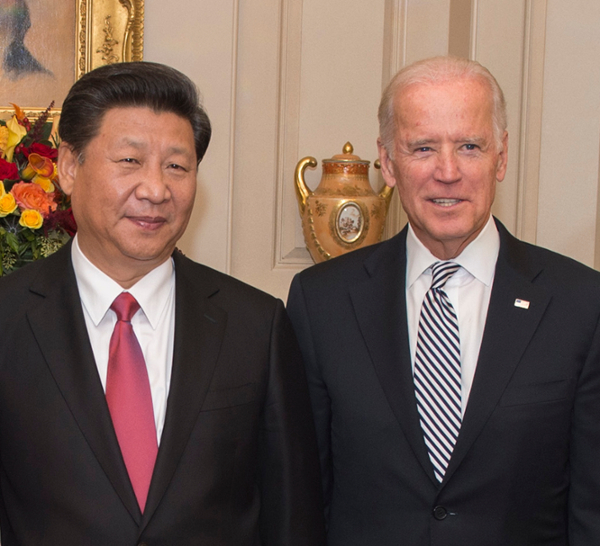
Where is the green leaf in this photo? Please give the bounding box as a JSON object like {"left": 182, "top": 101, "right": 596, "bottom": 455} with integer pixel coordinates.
{"left": 22, "top": 229, "right": 35, "bottom": 243}
{"left": 40, "top": 122, "right": 53, "bottom": 141}
{"left": 5, "top": 232, "right": 19, "bottom": 253}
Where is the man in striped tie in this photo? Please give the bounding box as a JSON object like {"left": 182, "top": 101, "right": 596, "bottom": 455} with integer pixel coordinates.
{"left": 288, "top": 55, "right": 600, "bottom": 545}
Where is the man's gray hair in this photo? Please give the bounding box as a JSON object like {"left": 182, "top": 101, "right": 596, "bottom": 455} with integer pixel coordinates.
{"left": 378, "top": 56, "right": 507, "bottom": 156}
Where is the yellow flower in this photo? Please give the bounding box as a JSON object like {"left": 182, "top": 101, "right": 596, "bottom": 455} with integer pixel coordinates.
{"left": 0, "top": 192, "right": 18, "bottom": 217}
{"left": 0, "top": 180, "right": 5, "bottom": 196}
{"left": 3, "top": 116, "right": 27, "bottom": 162}
{"left": 32, "top": 175, "right": 55, "bottom": 193}
{"left": 19, "top": 209, "right": 43, "bottom": 229}
{"left": 0, "top": 126, "right": 8, "bottom": 156}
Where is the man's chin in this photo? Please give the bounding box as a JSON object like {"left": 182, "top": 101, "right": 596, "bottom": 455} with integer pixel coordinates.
{"left": 117, "top": 241, "right": 177, "bottom": 264}
{"left": 413, "top": 223, "right": 483, "bottom": 258}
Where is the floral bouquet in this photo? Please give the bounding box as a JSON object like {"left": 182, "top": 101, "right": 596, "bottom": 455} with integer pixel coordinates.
{"left": 0, "top": 103, "right": 76, "bottom": 276}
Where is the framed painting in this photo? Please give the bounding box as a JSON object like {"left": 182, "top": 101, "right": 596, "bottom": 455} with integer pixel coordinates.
{"left": 0, "top": 0, "right": 144, "bottom": 117}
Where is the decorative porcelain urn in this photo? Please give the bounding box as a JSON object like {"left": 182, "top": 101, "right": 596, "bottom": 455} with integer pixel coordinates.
{"left": 295, "top": 142, "right": 393, "bottom": 263}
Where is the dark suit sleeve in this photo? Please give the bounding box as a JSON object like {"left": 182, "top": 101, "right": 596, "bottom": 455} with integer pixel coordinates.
{"left": 286, "top": 276, "right": 333, "bottom": 524}
{"left": 568, "top": 315, "right": 600, "bottom": 543}
{"left": 259, "top": 298, "right": 326, "bottom": 545}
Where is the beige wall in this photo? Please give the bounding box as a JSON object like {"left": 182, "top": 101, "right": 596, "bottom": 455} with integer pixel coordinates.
{"left": 145, "top": 1, "right": 238, "bottom": 274}
{"left": 144, "top": 0, "right": 600, "bottom": 300}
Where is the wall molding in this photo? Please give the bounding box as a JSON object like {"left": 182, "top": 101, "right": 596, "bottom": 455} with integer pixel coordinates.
{"left": 274, "top": 0, "right": 312, "bottom": 267}
{"left": 515, "top": 0, "right": 547, "bottom": 243}
{"left": 225, "top": 0, "right": 241, "bottom": 274}
{"left": 382, "top": 0, "right": 408, "bottom": 237}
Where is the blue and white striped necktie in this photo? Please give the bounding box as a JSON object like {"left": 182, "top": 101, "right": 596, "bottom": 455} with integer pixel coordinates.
{"left": 413, "top": 261, "right": 462, "bottom": 483}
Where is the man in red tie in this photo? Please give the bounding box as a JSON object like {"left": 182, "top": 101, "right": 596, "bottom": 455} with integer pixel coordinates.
{"left": 0, "top": 62, "right": 325, "bottom": 545}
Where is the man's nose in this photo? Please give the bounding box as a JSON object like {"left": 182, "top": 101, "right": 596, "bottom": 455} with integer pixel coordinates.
{"left": 434, "top": 151, "right": 461, "bottom": 183}
{"left": 136, "top": 167, "right": 171, "bottom": 202}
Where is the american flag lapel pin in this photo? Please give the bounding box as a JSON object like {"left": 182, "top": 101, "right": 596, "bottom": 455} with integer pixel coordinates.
{"left": 514, "top": 298, "right": 530, "bottom": 310}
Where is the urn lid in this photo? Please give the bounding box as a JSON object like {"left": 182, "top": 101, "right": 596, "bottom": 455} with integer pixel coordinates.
{"left": 322, "top": 142, "right": 370, "bottom": 166}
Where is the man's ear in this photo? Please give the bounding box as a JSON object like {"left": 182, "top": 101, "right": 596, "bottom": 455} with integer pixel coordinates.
{"left": 57, "top": 142, "right": 79, "bottom": 196}
{"left": 377, "top": 138, "right": 398, "bottom": 188}
{"left": 496, "top": 131, "right": 509, "bottom": 182}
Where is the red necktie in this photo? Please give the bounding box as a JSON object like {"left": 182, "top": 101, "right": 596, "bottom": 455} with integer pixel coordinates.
{"left": 106, "top": 292, "right": 158, "bottom": 511}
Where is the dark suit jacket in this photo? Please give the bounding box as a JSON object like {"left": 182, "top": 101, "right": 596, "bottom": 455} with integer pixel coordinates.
{"left": 0, "top": 244, "right": 326, "bottom": 545}
{"left": 287, "top": 219, "right": 600, "bottom": 546}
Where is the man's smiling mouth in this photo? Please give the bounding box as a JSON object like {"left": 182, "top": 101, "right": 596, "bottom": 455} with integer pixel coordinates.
{"left": 431, "top": 198, "right": 462, "bottom": 206}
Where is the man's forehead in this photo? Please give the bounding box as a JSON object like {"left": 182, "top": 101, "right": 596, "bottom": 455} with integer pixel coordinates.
{"left": 395, "top": 76, "right": 492, "bottom": 109}
{"left": 97, "top": 105, "right": 191, "bottom": 130}
{"left": 96, "top": 106, "right": 194, "bottom": 139}
{"left": 394, "top": 78, "right": 494, "bottom": 128}
{"left": 77, "top": 106, "right": 197, "bottom": 163}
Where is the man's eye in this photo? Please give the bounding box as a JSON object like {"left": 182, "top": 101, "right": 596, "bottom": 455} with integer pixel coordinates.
{"left": 120, "top": 157, "right": 139, "bottom": 164}
{"left": 168, "top": 163, "right": 188, "bottom": 171}
{"left": 415, "top": 147, "right": 432, "bottom": 153}
{"left": 463, "top": 144, "right": 478, "bottom": 151}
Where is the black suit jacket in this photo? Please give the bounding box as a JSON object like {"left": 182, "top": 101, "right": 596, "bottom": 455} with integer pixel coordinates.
{"left": 287, "top": 219, "right": 600, "bottom": 546}
{"left": 0, "top": 244, "right": 325, "bottom": 545}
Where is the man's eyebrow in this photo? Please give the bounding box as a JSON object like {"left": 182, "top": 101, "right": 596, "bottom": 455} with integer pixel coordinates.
{"left": 166, "top": 145, "right": 195, "bottom": 157}
{"left": 407, "top": 138, "right": 437, "bottom": 148}
{"left": 116, "top": 138, "right": 146, "bottom": 149}
{"left": 457, "top": 136, "right": 486, "bottom": 144}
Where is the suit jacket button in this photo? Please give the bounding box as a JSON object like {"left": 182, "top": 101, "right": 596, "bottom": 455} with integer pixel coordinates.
{"left": 433, "top": 505, "right": 448, "bottom": 520}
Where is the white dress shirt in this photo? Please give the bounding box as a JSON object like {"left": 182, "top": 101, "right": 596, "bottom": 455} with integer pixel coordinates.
{"left": 406, "top": 216, "right": 500, "bottom": 415}
{"left": 71, "top": 235, "right": 175, "bottom": 443}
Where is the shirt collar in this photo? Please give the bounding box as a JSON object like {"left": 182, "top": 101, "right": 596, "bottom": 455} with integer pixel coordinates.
{"left": 71, "top": 234, "right": 175, "bottom": 328}
{"left": 406, "top": 215, "right": 499, "bottom": 287}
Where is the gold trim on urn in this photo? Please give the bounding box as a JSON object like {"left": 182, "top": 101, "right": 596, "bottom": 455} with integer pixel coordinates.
{"left": 295, "top": 142, "right": 393, "bottom": 263}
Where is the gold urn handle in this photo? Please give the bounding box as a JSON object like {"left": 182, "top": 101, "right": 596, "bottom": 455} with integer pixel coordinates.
{"left": 374, "top": 159, "right": 394, "bottom": 209}
{"left": 294, "top": 156, "right": 318, "bottom": 215}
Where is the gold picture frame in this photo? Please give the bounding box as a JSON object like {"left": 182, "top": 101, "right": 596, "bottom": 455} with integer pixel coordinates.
{"left": 0, "top": 0, "right": 144, "bottom": 118}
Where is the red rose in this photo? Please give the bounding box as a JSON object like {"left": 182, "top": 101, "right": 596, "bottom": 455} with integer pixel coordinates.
{"left": 23, "top": 143, "right": 58, "bottom": 160}
{"left": 0, "top": 158, "right": 19, "bottom": 180}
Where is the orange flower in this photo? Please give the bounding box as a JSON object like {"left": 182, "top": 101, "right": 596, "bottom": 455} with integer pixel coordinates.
{"left": 21, "top": 153, "right": 55, "bottom": 180}
{"left": 9, "top": 103, "right": 26, "bottom": 122}
{"left": 11, "top": 181, "right": 57, "bottom": 217}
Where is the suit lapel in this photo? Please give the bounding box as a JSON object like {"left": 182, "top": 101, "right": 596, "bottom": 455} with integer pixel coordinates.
{"left": 27, "top": 249, "right": 227, "bottom": 529}
{"left": 140, "top": 253, "right": 227, "bottom": 527}
{"left": 349, "top": 229, "right": 437, "bottom": 483}
{"left": 350, "top": 222, "right": 553, "bottom": 487}
{"left": 26, "top": 245, "right": 142, "bottom": 522}
{"left": 443, "top": 222, "right": 551, "bottom": 483}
